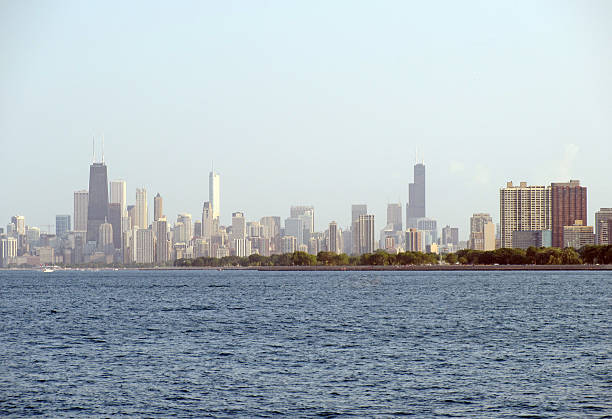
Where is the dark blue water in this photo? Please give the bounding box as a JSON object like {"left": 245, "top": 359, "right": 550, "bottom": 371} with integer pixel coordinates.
{"left": 1, "top": 270, "right": 610, "bottom": 417}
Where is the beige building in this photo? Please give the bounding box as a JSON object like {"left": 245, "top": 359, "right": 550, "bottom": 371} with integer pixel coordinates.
{"left": 595, "top": 208, "right": 612, "bottom": 245}
{"left": 500, "top": 181, "right": 551, "bottom": 249}
{"left": 405, "top": 228, "right": 424, "bottom": 252}
{"left": 563, "top": 220, "right": 595, "bottom": 249}
{"left": 73, "top": 190, "right": 89, "bottom": 232}
{"left": 135, "top": 188, "right": 148, "bottom": 229}
{"left": 135, "top": 228, "right": 154, "bottom": 264}
{"left": 469, "top": 213, "right": 495, "bottom": 251}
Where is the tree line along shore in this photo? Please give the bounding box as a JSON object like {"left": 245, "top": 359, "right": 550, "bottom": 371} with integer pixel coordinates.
{"left": 174, "top": 245, "right": 612, "bottom": 268}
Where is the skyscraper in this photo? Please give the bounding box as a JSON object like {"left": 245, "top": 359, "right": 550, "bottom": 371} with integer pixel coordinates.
{"left": 407, "top": 162, "right": 426, "bottom": 228}
{"left": 108, "top": 203, "right": 122, "bottom": 249}
{"left": 386, "top": 203, "right": 402, "bottom": 232}
{"left": 550, "top": 180, "right": 587, "bottom": 248}
{"left": 284, "top": 217, "right": 304, "bottom": 246}
{"left": 11, "top": 216, "right": 25, "bottom": 236}
{"left": 135, "top": 229, "right": 154, "bottom": 264}
{"left": 74, "top": 190, "right": 89, "bottom": 232}
{"left": 109, "top": 180, "right": 127, "bottom": 216}
{"left": 328, "top": 221, "right": 340, "bottom": 254}
{"left": 98, "top": 221, "right": 113, "bottom": 254}
{"left": 469, "top": 213, "right": 495, "bottom": 251}
{"left": 351, "top": 204, "right": 367, "bottom": 255}
{"left": 154, "top": 217, "right": 169, "bottom": 264}
{"left": 231, "top": 212, "right": 246, "bottom": 241}
{"left": 405, "top": 228, "right": 424, "bottom": 252}
{"left": 177, "top": 213, "right": 193, "bottom": 243}
{"left": 595, "top": 208, "right": 612, "bottom": 245}
{"left": 356, "top": 214, "right": 375, "bottom": 254}
{"left": 500, "top": 181, "right": 551, "bottom": 249}
{"left": 154, "top": 193, "right": 163, "bottom": 222}
{"left": 86, "top": 162, "right": 109, "bottom": 242}
{"left": 209, "top": 171, "right": 220, "bottom": 220}
{"left": 135, "top": 188, "right": 148, "bottom": 229}
{"left": 55, "top": 215, "right": 71, "bottom": 238}
{"left": 201, "top": 201, "right": 214, "bottom": 239}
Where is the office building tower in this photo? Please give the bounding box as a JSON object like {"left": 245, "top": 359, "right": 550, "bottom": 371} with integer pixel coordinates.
{"left": 351, "top": 204, "right": 367, "bottom": 255}
{"left": 405, "top": 228, "right": 424, "bottom": 252}
{"left": 209, "top": 171, "right": 220, "bottom": 220}
{"left": 193, "top": 220, "right": 202, "bottom": 238}
{"left": 202, "top": 202, "right": 214, "bottom": 239}
{"left": 356, "top": 214, "right": 375, "bottom": 254}
{"left": 231, "top": 212, "right": 246, "bottom": 242}
{"left": 135, "top": 229, "right": 154, "bottom": 264}
{"left": 284, "top": 217, "right": 304, "bottom": 247}
{"left": 417, "top": 218, "right": 438, "bottom": 244}
{"left": 290, "top": 206, "right": 315, "bottom": 233}
{"left": 551, "top": 180, "right": 587, "bottom": 248}
{"left": 281, "top": 236, "right": 297, "bottom": 254}
{"left": 127, "top": 205, "right": 136, "bottom": 231}
{"left": 595, "top": 208, "right": 612, "bottom": 245}
{"left": 98, "top": 221, "right": 113, "bottom": 254}
{"left": 177, "top": 214, "right": 193, "bottom": 243}
{"left": 260, "top": 216, "right": 281, "bottom": 239}
{"left": 135, "top": 188, "right": 148, "bottom": 229}
{"left": 407, "top": 162, "right": 426, "bottom": 228}
{"left": 55, "top": 215, "right": 71, "bottom": 238}
{"left": 154, "top": 193, "right": 163, "bottom": 222}
{"left": 512, "top": 230, "right": 552, "bottom": 250}
{"left": 233, "top": 238, "right": 251, "bottom": 257}
{"left": 0, "top": 237, "right": 18, "bottom": 267}
{"left": 26, "top": 227, "right": 41, "bottom": 247}
{"left": 109, "top": 180, "right": 127, "bottom": 216}
{"left": 328, "top": 221, "right": 340, "bottom": 254}
{"left": 469, "top": 213, "right": 495, "bottom": 251}
{"left": 86, "top": 161, "right": 109, "bottom": 243}
{"left": 154, "top": 218, "right": 169, "bottom": 264}
{"left": 11, "top": 216, "right": 25, "bottom": 236}
{"left": 441, "top": 225, "right": 459, "bottom": 246}
{"left": 386, "top": 203, "right": 402, "bottom": 232}
{"left": 74, "top": 190, "right": 89, "bottom": 232}
{"left": 108, "top": 203, "right": 122, "bottom": 249}
{"left": 563, "top": 221, "right": 594, "bottom": 249}
{"left": 500, "top": 182, "right": 551, "bottom": 249}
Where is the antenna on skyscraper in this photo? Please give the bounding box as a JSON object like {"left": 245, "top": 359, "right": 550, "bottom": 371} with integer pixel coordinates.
{"left": 102, "top": 134, "right": 105, "bottom": 163}
{"left": 92, "top": 136, "right": 95, "bottom": 163}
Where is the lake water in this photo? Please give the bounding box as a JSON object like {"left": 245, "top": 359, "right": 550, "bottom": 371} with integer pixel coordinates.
{"left": 1, "top": 270, "right": 610, "bottom": 417}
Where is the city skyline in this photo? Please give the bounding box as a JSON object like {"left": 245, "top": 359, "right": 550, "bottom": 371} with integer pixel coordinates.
{"left": 1, "top": 2, "right": 611, "bottom": 236}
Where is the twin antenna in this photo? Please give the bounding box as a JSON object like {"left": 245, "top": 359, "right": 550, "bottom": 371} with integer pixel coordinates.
{"left": 92, "top": 135, "right": 105, "bottom": 164}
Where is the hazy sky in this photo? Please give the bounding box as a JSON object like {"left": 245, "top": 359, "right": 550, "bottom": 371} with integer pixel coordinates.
{"left": 1, "top": 1, "right": 611, "bottom": 239}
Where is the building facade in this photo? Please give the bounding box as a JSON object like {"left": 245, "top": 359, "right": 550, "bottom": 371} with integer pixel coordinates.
{"left": 551, "top": 180, "right": 587, "bottom": 248}
{"left": 500, "top": 182, "right": 551, "bottom": 249}
{"left": 407, "top": 162, "right": 425, "bottom": 228}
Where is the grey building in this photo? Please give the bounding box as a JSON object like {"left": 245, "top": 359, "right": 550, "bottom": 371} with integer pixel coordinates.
{"left": 511, "top": 230, "right": 552, "bottom": 250}
{"left": 407, "top": 162, "right": 425, "bottom": 228}
{"left": 55, "top": 215, "right": 71, "bottom": 238}
{"left": 86, "top": 162, "right": 109, "bottom": 243}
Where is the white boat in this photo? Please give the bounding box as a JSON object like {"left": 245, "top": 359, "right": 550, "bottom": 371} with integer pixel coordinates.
{"left": 42, "top": 268, "right": 55, "bottom": 273}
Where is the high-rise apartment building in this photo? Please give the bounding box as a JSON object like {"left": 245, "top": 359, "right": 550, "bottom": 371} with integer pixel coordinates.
{"left": 284, "top": 217, "right": 304, "bottom": 247}
{"left": 209, "top": 171, "right": 220, "bottom": 220}
{"left": 441, "top": 225, "right": 459, "bottom": 246}
{"left": 177, "top": 213, "right": 192, "bottom": 243}
{"left": 595, "top": 208, "right": 612, "bottom": 245}
{"left": 328, "top": 221, "right": 341, "bottom": 254}
{"left": 500, "top": 182, "right": 551, "bottom": 249}
{"left": 135, "top": 188, "right": 148, "bottom": 229}
{"left": 154, "top": 218, "right": 169, "bottom": 264}
{"left": 135, "top": 229, "right": 154, "bottom": 264}
{"left": 108, "top": 203, "right": 122, "bottom": 249}
{"left": 74, "top": 190, "right": 89, "bottom": 232}
{"left": 97, "top": 221, "right": 113, "bottom": 254}
{"left": 386, "top": 203, "right": 402, "bottom": 232}
{"left": 55, "top": 215, "right": 71, "bottom": 238}
{"left": 231, "top": 212, "right": 246, "bottom": 241}
{"left": 11, "top": 216, "right": 25, "bottom": 236}
{"left": 109, "top": 180, "right": 127, "bottom": 216}
{"left": 154, "top": 193, "right": 163, "bottom": 222}
{"left": 86, "top": 162, "right": 109, "bottom": 243}
{"left": 201, "top": 202, "right": 214, "bottom": 239}
{"left": 405, "top": 228, "right": 424, "bottom": 252}
{"left": 551, "top": 180, "right": 587, "bottom": 248}
{"left": 356, "top": 214, "right": 375, "bottom": 254}
{"left": 407, "top": 162, "right": 425, "bottom": 228}
{"left": 351, "top": 204, "right": 367, "bottom": 255}
{"left": 469, "top": 213, "right": 495, "bottom": 251}
{"left": 290, "top": 206, "right": 314, "bottom": 232}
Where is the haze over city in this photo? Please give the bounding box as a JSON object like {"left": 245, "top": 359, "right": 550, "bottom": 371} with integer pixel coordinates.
{"left": 1, "top": 1, "right": 611, "bottom": 235}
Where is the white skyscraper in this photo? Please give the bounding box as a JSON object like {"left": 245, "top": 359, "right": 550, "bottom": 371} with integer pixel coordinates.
{"left": 209, "top": 171, "right": 220, "bottom": 220}
{"left": 74, "top": 190, "right": 89, "bottom": 232}
{"left": 109, "top": 180, "right": 127, "bottom": 216}
{"left": 135, "top": 229, "right": 154, "bottom": 264}
{"left": 135, "top": 188, "right": 148, "bottom": 229}
{"left": 201, "top": 202, "right": 214, "bottom": 239}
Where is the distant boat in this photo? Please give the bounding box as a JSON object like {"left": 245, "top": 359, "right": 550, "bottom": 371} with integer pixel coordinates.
{"left": 42, "top": 268, "right": 54, "bottom": 273}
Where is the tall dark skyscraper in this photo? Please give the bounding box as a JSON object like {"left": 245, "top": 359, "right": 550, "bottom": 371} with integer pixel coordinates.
{"left": 551, "top": 180, "right": 587, "bottom": 248}
{"left": 86, "top": 162, "right": 109, "bottom": 242}
{"left": 407, "top": 162, "right": 425, "bottom": 228}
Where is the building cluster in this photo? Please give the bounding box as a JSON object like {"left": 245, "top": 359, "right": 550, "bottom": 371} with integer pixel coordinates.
{"left": 1, "top": 152, "right": 610, "bottom": 267}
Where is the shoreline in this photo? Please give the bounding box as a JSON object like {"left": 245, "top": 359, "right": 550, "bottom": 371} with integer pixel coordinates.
{"left": 4, "top": 265, "right": 612, "bottom": 272}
